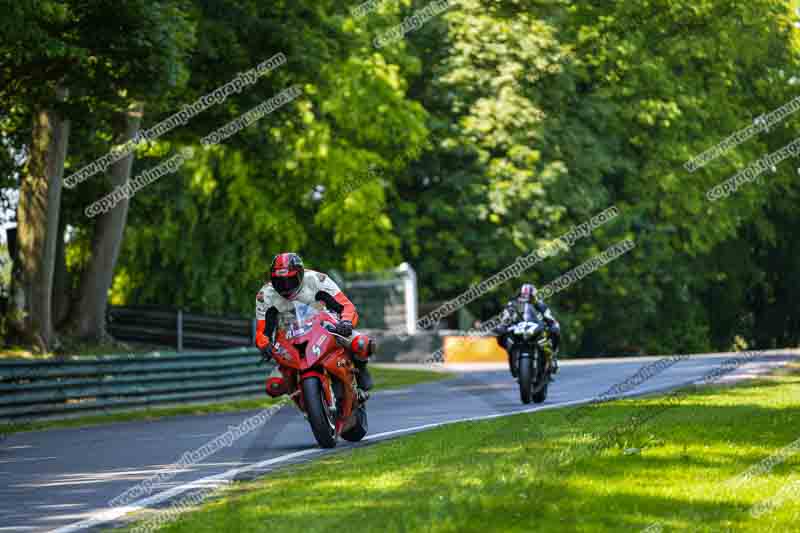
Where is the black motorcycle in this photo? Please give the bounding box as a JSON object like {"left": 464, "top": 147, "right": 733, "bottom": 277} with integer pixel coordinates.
{"left": 507, "top": 302, "right": 553, "bottom": 404}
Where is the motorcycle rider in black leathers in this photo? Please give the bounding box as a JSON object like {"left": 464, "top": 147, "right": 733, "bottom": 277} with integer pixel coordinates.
{"left": 495, "top": 283, "right": 561, "bottom": 377}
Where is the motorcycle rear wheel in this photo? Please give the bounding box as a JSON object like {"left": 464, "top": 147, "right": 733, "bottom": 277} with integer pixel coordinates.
{"left": 302, "top": 377, "right": 337, "bottom": 448}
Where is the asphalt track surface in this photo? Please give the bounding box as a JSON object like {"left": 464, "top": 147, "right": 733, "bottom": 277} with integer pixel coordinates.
{"left": 1, "top": 351, "right": 797, "bottom": 532}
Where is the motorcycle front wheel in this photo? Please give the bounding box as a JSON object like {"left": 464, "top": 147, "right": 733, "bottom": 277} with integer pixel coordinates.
{"left": 302, "top": 376, "right": 337, "bottom": 448}
{"left": 518, "top": 351, "right": 533, "bottom": 404}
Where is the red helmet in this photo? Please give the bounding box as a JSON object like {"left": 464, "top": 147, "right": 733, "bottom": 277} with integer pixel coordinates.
{"left": 270, "top": 252, "right": 304, "bottom": 299}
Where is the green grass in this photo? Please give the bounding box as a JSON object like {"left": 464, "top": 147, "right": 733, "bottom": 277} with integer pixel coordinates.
{"left": 370, "top": 365, "right": 454, "bottom": 390}
{"left": 0, "top": 341, "right": 171, "bottom": 359}
{"left": 3, "top": 365, "right": 453, "bottom": 436}
{"left": 142, "top": 364, "right": 800, "bottom": 533}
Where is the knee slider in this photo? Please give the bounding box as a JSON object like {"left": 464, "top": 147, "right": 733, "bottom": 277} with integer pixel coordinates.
{"left": 266, "top": 376, "right": 288, "bottom": 397}
{"left": 350, "top": 334, "right": 375, "bottom": 362}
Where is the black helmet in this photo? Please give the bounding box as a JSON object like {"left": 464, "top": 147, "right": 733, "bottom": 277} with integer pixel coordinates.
{"left": 270, "top": 252, "right": 304, "bottom": 299}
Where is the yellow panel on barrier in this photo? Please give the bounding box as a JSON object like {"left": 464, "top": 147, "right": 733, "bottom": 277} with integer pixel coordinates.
{"left": 443, "top": 336, "right": 509, "bottom": 363}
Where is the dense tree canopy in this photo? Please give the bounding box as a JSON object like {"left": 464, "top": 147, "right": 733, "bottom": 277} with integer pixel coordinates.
{"left": 1, "top": 0, "right": 799, "bottom": 355}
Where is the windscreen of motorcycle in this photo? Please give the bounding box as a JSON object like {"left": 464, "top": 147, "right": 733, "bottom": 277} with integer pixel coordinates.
{"left": 278, "top": 301, "right": 324, "bottom": 339}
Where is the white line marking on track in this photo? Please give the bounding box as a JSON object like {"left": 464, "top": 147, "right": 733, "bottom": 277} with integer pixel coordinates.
{"left": 0, "top": 456, "right": 57, "bottom": 464}
{"left": 49, "top": 357, "right": 794, "bottom": 533}
{"left": 45, "top": 387, "right": 670, "bottom": 533}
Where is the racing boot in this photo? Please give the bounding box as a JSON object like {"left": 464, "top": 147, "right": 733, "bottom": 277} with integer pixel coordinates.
{"left": 543, "top": 343, "right": 558, "bottom": 381}
{"left": 349, "top": 334, "right": 375, "bottom": 400}
{"left": 548, "top": 345, "right": 560, "bottom": 380}
{"left": 355, "top": 359, "right": 373, "bottom": 392}
{"left": 548, "top": 324, "right": 561, "bottom": 376}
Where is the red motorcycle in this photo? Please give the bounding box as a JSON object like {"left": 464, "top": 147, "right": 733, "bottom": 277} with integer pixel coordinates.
{"left": 266, "top": 303, "right": 370, "bottom": 448}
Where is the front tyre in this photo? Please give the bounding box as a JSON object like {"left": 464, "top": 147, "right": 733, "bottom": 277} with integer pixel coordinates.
{"left": 302, "top": 377, "right": 337, "bottom": 448}
{"left": 518, "top": 352, "right": 533, "bottom": 404}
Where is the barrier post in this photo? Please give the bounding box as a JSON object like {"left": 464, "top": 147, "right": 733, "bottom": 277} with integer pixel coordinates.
{"left": 177, "top": 310, "right": 184, "bottom": 352}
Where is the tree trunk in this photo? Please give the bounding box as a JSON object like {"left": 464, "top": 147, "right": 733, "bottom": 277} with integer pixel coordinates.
{"left": 11, "top": 86, "right": 70, "bottom": 352}
{"left": 52, "top": 213, "right": 70, "bottom": 327}
{"left": 70, "top": 102, "right": 143, "bottom": 341}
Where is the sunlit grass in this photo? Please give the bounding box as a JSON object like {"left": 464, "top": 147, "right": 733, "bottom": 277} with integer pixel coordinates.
{"left": 139, "top": 363, "right": 800, "bottom": 532}
{"left": 370, "top": 364, "right": 455, "bottom": 389}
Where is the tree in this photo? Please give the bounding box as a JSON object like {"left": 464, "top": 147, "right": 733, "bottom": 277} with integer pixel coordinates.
{"left": 487, "top": 0, "right": 800, "bottom": 353}
{"left": 1, "top": 0, "right": 195, "bottom": 348}
{"left": 69, "top": 102, "right": 143, "bottom": 340}
{"left": 113, "top": 0, "right": 427, "bottom": 314}
{"left": 13, "top": 86, "right": 70, "bottom": 350}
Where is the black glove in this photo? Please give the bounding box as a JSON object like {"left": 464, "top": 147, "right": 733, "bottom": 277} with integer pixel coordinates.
{"left": 335, "top": 320, "right": 353, "bottom": 337}
{"left": 259, "top": 343, "right": 275, "bottom": 363}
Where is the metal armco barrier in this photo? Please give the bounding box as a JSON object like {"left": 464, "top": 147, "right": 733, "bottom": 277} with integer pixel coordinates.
{"left": 0, "top": 348, "right": 271, "bottom": 423}
{"left": 107, "top": 306, "right": 254, "bottom": 351}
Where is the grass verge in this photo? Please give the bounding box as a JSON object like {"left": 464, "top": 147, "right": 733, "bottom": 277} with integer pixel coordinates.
{"left": 0, "top": 341, "right": 171, "bottom": 359}
{"left": 370, "top": 364, "right": 453, "bottom": 390}
{"left": 3, "top": 365, "right": 453, "bottom": 436}
{"left": 139, "top": 364, "right": 800, "bottom": 533}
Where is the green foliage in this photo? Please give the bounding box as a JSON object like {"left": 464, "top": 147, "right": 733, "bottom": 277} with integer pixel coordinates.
{"left": 3, "top": 0, "right": 800, "bottom": 353}
{"left": 114, "top": 0, "right": 427, "bottom": 313}
{"left": 387, "top": 0, "right": 800, "bottom": 354}
{"left": 555, "top": 0, "right": 800, "bottom": 353}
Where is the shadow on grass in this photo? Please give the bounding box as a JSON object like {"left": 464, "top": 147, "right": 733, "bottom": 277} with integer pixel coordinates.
{"left": 162, "top": 366, "right": 800, "bottom": 532}
{"left": 171, "top": 445, "right": 753, "bottom": 533}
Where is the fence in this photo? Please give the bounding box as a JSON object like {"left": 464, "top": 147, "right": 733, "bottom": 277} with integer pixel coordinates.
{"left": 335, "top": 262, "right": 418, "bottom": 333}
{"left": 0, "top": 348, "right": 270, "bottom": 423}
{"left": 108, "top": 306, "right": 254, "bottom": 351}
{"left": 0, "top": 263, "right": 424, "bottom": 423}
{"left": 0, "top": 331, "right": 451, "bottom": 424}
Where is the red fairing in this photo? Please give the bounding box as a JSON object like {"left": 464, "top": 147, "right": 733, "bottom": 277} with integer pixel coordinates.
{"left": 264, "top": 305, "right": 366, "bottom": 447}
{"left": 255, "top": 319, "right": 269, "bottom": 350}
{"left": 334, "top": 292, "right": 358, "bottom": 325}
